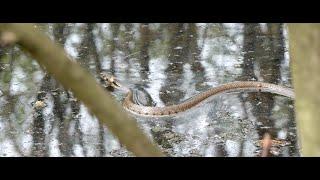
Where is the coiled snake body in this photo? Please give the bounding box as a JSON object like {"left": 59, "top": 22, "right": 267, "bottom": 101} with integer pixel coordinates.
{"left": 101, "top": 73, "right": 295, "bottom": 117}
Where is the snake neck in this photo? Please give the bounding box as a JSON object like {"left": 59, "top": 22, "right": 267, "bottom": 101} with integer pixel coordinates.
{"left": 123, "top": 90, "right": 133, "bottom": 106}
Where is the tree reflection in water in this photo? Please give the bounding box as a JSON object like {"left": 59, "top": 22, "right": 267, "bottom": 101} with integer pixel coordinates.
{"left": 0, "top": 23, "right": 297, "bottom": 157}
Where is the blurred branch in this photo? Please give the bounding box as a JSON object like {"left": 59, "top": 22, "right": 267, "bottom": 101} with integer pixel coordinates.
{"left": 288, "top": 24, "right": 320, "bottom": 156}
{"left": 0, "top": 23, "right": 164, "bottom": 157}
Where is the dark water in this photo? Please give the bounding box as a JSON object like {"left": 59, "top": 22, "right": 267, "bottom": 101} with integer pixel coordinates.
{"left": 0, "top": 23, "right": 298, "bottom": 157}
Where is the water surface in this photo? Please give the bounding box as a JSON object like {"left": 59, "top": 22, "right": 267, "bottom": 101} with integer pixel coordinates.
{"left": 0, "top": 23, "right": 298, "bottom": 157}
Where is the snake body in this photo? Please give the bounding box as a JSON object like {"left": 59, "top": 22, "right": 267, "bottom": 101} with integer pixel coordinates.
{"left": 124, "top": 81, "right": 294, "bottom": 116}
{"left": 101, "top": 74, "right": 295, "bottom": 117}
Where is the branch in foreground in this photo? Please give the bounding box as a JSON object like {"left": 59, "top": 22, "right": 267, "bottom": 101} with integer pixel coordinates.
{"left": 288, "top": 23, "right": 320, "bottom": 156}
{"left": 0, "top": 23, "right": 164, "bottom": 157}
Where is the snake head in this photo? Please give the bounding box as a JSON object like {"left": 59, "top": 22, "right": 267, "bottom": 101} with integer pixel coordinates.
{"left": 100, "top": 73, "right": 122, "bottom": 90}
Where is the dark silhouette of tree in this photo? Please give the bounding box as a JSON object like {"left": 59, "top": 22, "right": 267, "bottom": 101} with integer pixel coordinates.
{"left": 109, "top": 23, "right": 121, "bottom": 75}
{"left": 239, "top": 23, "right": 286, "bottom": 156}
{"left": 239, "top": 24, "right": 258, "bottom": 81}
{"left": 138, "top": 23, "right": 151, "bottom": 82}
{"left": 123, "top": 23, "right": 134, "bottom": 63}
{"left": 51, "top": 23, "right": 73, "bottom": 156}
{"left": 184, "top": 23, "right": 207, "bottom": 90}
{"left": 160, "top": 23, "right": 186, "bottom": 105}
{"left": 32, "top": 74, "right": 50, "bottom": 156}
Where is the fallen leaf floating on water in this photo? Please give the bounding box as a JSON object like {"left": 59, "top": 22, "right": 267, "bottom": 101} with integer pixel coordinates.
{"left": 261, "top": 133, "right": 272, "bottom": 157}
{"left": 34, "top": 100, "right": 46, "bottom": 110}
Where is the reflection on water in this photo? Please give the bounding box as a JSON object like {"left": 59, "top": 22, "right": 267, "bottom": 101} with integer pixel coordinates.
{"left": 0, "top": 23, "right": 298, "bottom": 157}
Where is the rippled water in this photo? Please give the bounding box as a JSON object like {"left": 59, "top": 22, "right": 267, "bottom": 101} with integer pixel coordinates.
{"left": 0, "top": 23, "right": 298, "bottom": 157}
